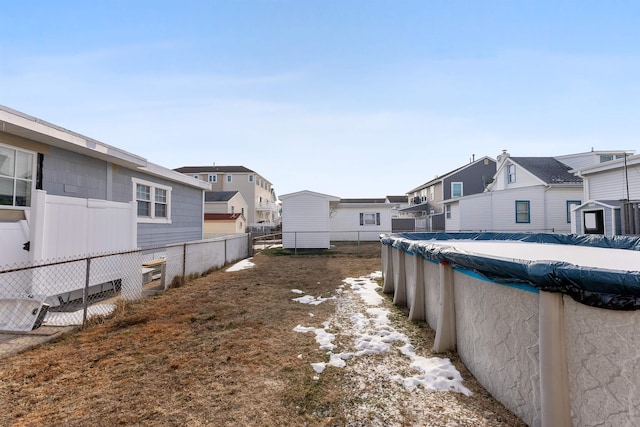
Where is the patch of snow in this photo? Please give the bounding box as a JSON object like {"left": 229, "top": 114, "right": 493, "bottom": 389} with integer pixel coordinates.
{"left": 226, "top": 258, "right": 255, "bottom": 272}
{"left": 294, "top": 271, "right": 471, "bottom": 396}
{"left": 292, "top": 295, "right": 335, "bottom": 305}
{"left": 291, "top": 289, "right": 304, "bottom": 294}
{"left": 44, "top": 304, "right": 116, "bottom": 326}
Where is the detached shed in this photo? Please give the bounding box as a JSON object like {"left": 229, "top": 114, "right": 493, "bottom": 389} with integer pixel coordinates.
{"left": 280, "top": 190, "right": 340, "bottom": 249}
{"left": 204, "top": 213, "right": 246, "bottom": 237}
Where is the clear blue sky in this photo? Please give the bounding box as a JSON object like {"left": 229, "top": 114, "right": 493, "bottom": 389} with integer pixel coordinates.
{"left": 1, "top": 1, "right": 639, "bottom": 197}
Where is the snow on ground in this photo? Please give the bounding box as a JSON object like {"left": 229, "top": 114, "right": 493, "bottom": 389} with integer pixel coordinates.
{"left": 292, "top": 272, "right": 470, "bottom": 396}
{"left": 226, "top": 258, "right": 256, "bottom": 272}
{"left": 43, "top": 304, "right": 116, "bottom": 326}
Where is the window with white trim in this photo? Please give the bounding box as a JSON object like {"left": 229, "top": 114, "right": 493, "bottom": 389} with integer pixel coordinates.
{"left": 507, "top": 164, "right": 516, "bottom": 184}
{"left": 0, "top": 144, "right": 35, "bottom": 208}
{"left": 248, "top": 174, "right": 254, "bottom": 183}
{"left": 446, "top": 204, "right": 452, "bottom": 219}
{"left": 451, "top": 182, "right": 463, "bottom": 197}
{"left": 208, "top": 174, "right": 217, "bottom": 183}
{"left": 359, "top": 212, "right": 381, "bottom": 226}
{"left": 226, "top": 175, "right": 232, "bottom": 183}
{"left": 132, "top": 178, "right": 172, "bottom": 223}
{"left": 429, "top": 186, "right": 435, "bottom": 201}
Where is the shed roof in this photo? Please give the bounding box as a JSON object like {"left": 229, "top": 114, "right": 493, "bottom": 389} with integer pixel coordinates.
{"left": 204, "top": 213, "right": 243, "bottom": 221}
{"left": 204, "top": 191, "right": 239, "bottom": 202}
{"left": 339, "top": 198, "right": 387, "bottom": 204}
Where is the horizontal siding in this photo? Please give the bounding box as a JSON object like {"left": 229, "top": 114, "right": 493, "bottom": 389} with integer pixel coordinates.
{"left": 545, "top": 188, "right": 583, "bottom": 233}
{"left": 282, "top": 194, "right": 330, "bottom": 248}
{"left": 587, "top": 168, "right": 640, "bottom": 200}
{"left": 490, "top": 187, "right": 545, "bottom": 232}
{"left": 458, "top": 195, "right": 492, "bottom": 231}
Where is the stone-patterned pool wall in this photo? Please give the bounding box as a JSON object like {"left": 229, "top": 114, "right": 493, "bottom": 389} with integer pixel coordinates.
{"left": 382, "top": 238, "right": 640, "bottom": 427}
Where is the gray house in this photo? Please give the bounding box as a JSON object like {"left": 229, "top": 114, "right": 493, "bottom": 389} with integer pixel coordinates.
{"left": 402, "top": 156, "right": 496, "bottom": 231}
{"left": 0, "top": 104, "right": 210, "bottom": 267}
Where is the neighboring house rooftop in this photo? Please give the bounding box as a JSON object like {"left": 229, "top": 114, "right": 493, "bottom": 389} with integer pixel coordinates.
{"left": 386, "top": 195, "right": 408, "bottom": 203}
{"left": 511, "top": 157, "right": 583, "bottom": 184}
{"left": 339, "top": 198, "right": 387, "bottom": 204}
{"left": 204, "top": 191, "right": 239, "bottom": 202}
{"left": 204, "top": 213, "right": 243, "bottom": 221}
{"left": 174, "top": 165, "right": 255, "bottom": 174}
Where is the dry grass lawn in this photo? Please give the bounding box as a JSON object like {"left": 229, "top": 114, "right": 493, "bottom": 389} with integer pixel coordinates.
{"left": 0, "top": 242, "right": 524, "bottom": 426}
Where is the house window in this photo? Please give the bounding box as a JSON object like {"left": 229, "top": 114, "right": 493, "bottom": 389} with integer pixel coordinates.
{"left": 515, "top": 200, "right": 530, "bottom": 223}
{"left": 248, "top": 175, "right": 254, "bottom": 183}
{"left": 231, "top": 206, "right": 235, "bottom": 214}
{"left": 208, "top": 174, "right": 217, "bottom": 183}
{"left": 567, "top": 200, "right": 581, "bottom": 223}
{"left": 359, "top": 212, "right": 381, "bottom": 226}
{"left": 155, "top": 188, "right": 167, "bottom": 218}
{"left": 132, "top": 178, "right": 172, "bottom": 223}
{"left": 451, "top": 182, "right": 463, "bottom": 198}
{"left": 226, "top": 175, "right": 232, "bottom": 183}
{"left": 507, "top": 164, "right": 516, "bottom": 184}
{"left": 193, "top": 175, "right": 199, "bottom": 180}
{"left": 0, "top": 144, "right": 35, "bottom": 208}
{"left": 429, "top": 186, "right": 435, "bottom": 201}
{"left": 136, "top": 184, "right": 151, "bottom": 216}
{"left": 446, "top": 204, "right": 452, "bottom": 219}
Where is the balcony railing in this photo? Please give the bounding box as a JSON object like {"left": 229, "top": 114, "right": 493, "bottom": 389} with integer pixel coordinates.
{"left": 256, "top": 202, "right": 278, "bottom": 211}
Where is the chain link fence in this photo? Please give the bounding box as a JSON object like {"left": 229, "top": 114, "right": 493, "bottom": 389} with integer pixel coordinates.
{"left": 0, "top": 234, "right": 250, "bottom": 357}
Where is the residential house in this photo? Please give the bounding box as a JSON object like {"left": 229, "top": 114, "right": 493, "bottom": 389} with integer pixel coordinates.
{"left": 401, "top": 156, "right": 496, "bottom": 231}
{"left": 330, "top": 198, "right": 394, "bottom": 241}
{"left": 442, "top": 150, "right": 630, "bottom": 233}
{"left": 386, "top": 195, "right": 410, "bottom": 218}
{"left": 174, "top": 165, "right": 278, "bottom": 229}
{"left": 571, "top": 152, "right": 638, "bottom": 235}
{"left": 0, "top": 104, "right": 210, "bottom": 267}
{"left": 0, "top": 105, "right": 211, "bottom": 329}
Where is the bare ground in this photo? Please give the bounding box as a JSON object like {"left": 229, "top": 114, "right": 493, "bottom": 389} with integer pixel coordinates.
{"left": 0, "top": 242, "right": 525, "bottom": 426}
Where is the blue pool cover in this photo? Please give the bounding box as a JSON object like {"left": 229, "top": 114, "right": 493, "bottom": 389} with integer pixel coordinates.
{"left": 380, "top": 232, "right": 640, "bottom": 311}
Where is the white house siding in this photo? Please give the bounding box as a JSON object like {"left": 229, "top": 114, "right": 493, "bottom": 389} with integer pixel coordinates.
{"left": 492, "top": 161, "right": 543, "bottom": 191}
{"left": 543, "top": 188, "right": 583, "bottom": 233}
{"left": 329, "top": 204, "right": 393, "bottom": 241}
{"left": 444, "top": 201, "right": 461, "bottom": 231}
{"left": 490, "top": 187, "right": 547, "bottom": 232}
{"left": 281, "top": 192, "right": 335, "bottom": 249}
{"left": 457, "top": 194, "right": 493, "bottom": 232}
{"left": 585, "top": 168, "right": 639, "bottom": 200}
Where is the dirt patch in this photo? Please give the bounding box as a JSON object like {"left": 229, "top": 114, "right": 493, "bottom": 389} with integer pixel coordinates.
{"left": 0, "top": 242, "right": 524, "bottom": 426}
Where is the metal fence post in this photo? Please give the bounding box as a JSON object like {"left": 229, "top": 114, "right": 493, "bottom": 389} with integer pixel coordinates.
{"left": 82, "top": 258, "right": 91, "bottom": 328}
{"left": 182, "top": 243, "right": 187, "bottom": 278}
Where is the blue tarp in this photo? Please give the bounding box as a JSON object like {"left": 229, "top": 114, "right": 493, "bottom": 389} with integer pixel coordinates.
{"left": 380, "top": 232, "right": 640, "bottom": 310}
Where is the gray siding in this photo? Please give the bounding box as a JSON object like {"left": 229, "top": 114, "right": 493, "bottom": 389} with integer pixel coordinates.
{"left": 443, "top": 160, "right": 496, "bottom": 200}
{"left": 41, "top": 145, "right": 203, "bottom": 248}
{"left": 43, "top": 147, "right": 108, "bottom": 199}
{"left": 119, "top": 169, "right": 204, "bottom": 248}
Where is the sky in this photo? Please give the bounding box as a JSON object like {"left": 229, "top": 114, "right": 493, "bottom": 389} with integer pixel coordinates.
{"left": 1, "top": 1, "right": 639, "bottom": 197}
